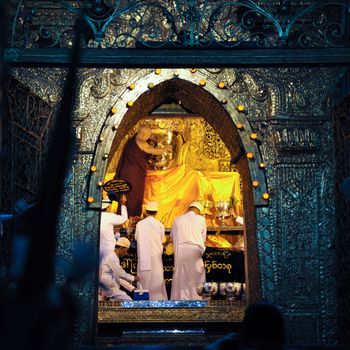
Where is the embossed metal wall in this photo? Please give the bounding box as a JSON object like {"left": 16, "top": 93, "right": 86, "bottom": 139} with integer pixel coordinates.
{"left": 0, "top": 76, "right": 53, "bottom": 267}
{"left": 5, "top": 66, "right": 345, "bottom": 345}
{"left": 333, "top": 94, "right": 350, "bottom": 345}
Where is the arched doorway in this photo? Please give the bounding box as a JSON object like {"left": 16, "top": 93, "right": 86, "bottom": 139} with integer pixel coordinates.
{"left": 91, "top": 74, "right": 266, "bottom": 325}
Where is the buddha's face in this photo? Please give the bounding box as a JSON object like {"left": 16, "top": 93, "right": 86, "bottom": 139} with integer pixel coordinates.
{"left": 147, "top": 131, "right": 178, "bottom": 170}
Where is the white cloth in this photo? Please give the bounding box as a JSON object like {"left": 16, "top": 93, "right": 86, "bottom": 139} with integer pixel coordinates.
{"left": 235, "top": 216, "right": 244, "bottom": 225}
{"left": 170, "top": 211, "right": 207, "bottom": 300}
{"left": 99, "top": 205, "right": 127, "bottom": 262}
{"left": 99, "top": 251, "right": 135, "bottom": 301}
{"left": 135, "top": 216, "right": 168, "bottom": 300}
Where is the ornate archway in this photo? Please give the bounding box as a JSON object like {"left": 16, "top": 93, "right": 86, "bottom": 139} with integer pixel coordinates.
{"left": 87, "top": 72, "right": 270, "bottom": 314}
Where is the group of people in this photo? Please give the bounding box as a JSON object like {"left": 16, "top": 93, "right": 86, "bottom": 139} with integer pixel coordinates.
{"left": 99, "top": 125, "right": 244, "bottom": 301}
{"left": 99, "top": 195, "right": 209, "bottom": 301}
{"left": 99, "top": 194, "right": 138, "bottom": 301}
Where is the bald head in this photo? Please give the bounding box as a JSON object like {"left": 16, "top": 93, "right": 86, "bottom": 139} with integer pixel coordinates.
{"left": 137, "top": 126, "right": 152, "bottom": 141}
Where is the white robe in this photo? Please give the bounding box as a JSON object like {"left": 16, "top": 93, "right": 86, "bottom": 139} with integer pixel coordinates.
{"left": 99, "top": 251, "right": 135, "bottom": 301}
{"left": 99, "top": 205, "right": 127, "bottom": 263}
{"left": 170, "top": 211, "right": 207, "bottom": 300}
{"left": 135, "top": 216, "right": 168, "bottom": 300}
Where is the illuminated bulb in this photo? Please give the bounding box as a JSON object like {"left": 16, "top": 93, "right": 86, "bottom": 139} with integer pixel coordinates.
{"left": 236, "top": 122, "right": 243, "bottom": 129}
{"left": 221, "top": 99, "right": 227, "bottom": 104}
{"left": 87, "top": 196, "right": 94, "bottom": 203}
{"left": 259, "top": 162, "right": 266, "bottom": 168}
{"left": 218, "top": 81, "right": 225, "bottom": 89}
{"left": 250, "top": 133, "right": 258, "bottom": 140}
{"left": 102, "top": 153, "right": 109, "bottom": 160}
{"left": 127, "top": 101, "right": 134, "bottom": 107}
{"left": 112, "top": 124, "right": 118, "bottom": 131}
{"left": 247, "top": 152, "right": 254, "bottom": 159}
{"left": 97, "top": 181, "right": 103, "bottom": 187}
{"left": 190, "top": 68, "right": 197, "bottom": 73}
{"left": 262, "top": 193, "right": 270, "bottom": 200}
{"left": 111, "top": 107, "right": 117, "bottom": 114}
{"left": 199, "top": 79, "right": 206, "bottom": 86}
{"left": 252, "top": 180, "right": 259, "bottom": 187}
{"left": 174, "top": 71, "right": 179, "bottom": 77}
{"left": 99, "top": 136, "right": 104, "bottom": 142}
{"left": 129, "top": 83, "right": 136, "bottom": 90}
{"left": 90, "top": 165, "right": 97, "bottom": 172}
{"left": 237, "top": 104, "right": 245, "bottom": 112}
{"left": 155, "top": 68, "right": 161, "bottom": 75}
{"left": 148, "top": 83, "right": 154, "bottom": 89}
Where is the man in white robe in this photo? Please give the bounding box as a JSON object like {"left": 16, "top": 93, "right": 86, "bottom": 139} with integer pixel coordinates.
{"left": 100, "top": 194, "right": 128, "bottom": 263}
{"left": 170, "top": 201, "right": 207, "bottom": 300}
{"left": 99, "top": 237, "right": 140, "bottom": 301}
{"left": 135, "top": 201, "right": 168, "bottom": 300}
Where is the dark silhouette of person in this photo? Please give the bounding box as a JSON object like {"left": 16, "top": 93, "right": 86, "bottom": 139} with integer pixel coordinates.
{"left": 243, "top": 301, "right": 285, "bottom": 350}
{"left": 203, "top": 301, "right": 285, "bottom": 350}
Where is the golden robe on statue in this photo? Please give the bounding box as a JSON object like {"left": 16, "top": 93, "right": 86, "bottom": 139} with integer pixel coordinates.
{"left": 143, "top": 164, "right": 242, "bottom": 229}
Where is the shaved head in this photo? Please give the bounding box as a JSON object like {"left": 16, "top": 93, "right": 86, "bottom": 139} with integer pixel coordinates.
{"left": 137, "top": 126, "right": 152, "bottom": 141}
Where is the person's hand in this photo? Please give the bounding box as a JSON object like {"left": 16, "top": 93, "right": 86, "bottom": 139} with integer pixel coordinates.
{"left": 134, "top": 275, "right": 140, "bottom": 282}
{"left": 229, "top": 208, "right": 237, "bottom": 219}
{"left": 120, "top": 194, "right": 127, "bottom": 205}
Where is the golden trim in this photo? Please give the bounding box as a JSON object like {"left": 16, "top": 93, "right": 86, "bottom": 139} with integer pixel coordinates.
{"left": 98, "top": 301, "right": 245, "bottom": 323}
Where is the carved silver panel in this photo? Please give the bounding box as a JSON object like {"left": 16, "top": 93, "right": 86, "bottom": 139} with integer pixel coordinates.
{"left": 332, "top": 95, "right": 350, "bottom": 344}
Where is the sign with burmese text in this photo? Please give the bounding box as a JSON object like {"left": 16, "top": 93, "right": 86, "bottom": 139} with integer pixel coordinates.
{"left": 103, "top": 179, "right": 132, "bottom": 193}
{"left": 120, "top": 247, "right": 244, "bottom": 299}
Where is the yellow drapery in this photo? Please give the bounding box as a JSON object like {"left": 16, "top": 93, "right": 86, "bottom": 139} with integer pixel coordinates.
{"left": 143, "top": 164, "right": 242, "bottom": 228}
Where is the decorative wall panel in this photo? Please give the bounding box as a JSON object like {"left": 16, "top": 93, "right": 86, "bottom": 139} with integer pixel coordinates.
{"left": 11, "top": 67, "right": 67, "bottom": 105}
{"left": 332, "top": 94, "right": 350, "bottom": 345}
{"left": 255, "top": 206, "right": 277, "bottom": 302}
{"left": 257, "top": 116, "right": 337, "bottom": 344}
{"left": 278, "top": 164, "right": 320, "bottom": 307}
{"left": 6, "top": 1, "right": 350, "bottom": 49}
{"left": 4, "top": 76, "right": 53, "bottom": 202}
{"left": 0, "top": 76, "right": 53, "bottom": 267}
{"left": 57, "top": 153, "right": 100, "bottom": 345}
